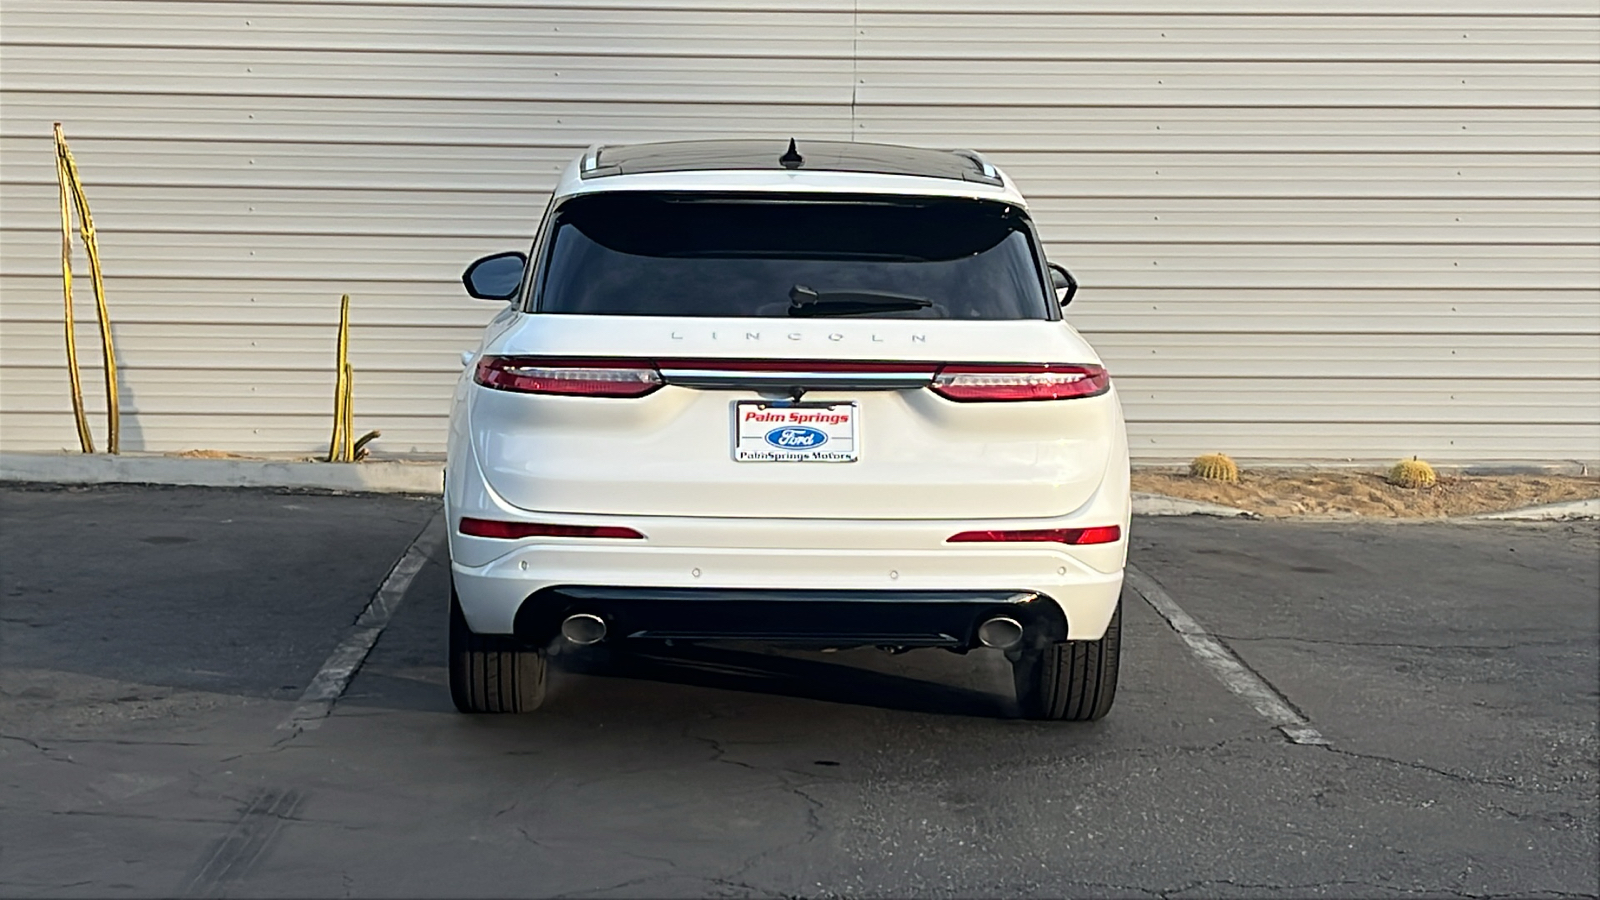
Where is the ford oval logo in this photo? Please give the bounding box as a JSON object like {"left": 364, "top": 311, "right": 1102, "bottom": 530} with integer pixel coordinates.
{"left": 765, "top": 426, "right": 828, "bottom": 449}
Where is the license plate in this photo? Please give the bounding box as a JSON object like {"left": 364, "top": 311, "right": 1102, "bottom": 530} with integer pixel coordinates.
{"left": 734, "top": 401, "right": 858, "bottom": 463}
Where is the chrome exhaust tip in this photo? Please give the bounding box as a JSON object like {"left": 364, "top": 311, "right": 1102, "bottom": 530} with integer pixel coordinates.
{"left": 560, "top": 613, "right": 607, "bottom": 645}
{"left": 976, "top": 616, "right": 1024, "bottom": 650}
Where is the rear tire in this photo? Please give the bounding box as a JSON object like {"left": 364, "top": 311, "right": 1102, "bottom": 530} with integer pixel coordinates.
{"left": 449, "top": 588, "right": 547, "bottom": 713}
{"left": 1012, "top": 599, "right": 1121, "bottom": 721}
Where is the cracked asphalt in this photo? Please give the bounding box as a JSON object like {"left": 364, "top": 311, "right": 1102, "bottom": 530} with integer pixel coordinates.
{"left": 1, "top": 483, "right": 1596, "bottom": 899}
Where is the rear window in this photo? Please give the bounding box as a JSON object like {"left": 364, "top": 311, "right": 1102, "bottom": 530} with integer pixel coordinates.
{"left": 532, "top": 193, "right": 1053, "bottom": 320}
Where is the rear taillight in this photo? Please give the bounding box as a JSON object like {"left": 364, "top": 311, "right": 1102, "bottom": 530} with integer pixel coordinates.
{"left": 931, "top": 364, "right": 1109, "bottom": 402}
{"left": 475, "top": 356, "right": 663, "bottom": 397}
{"left": 947, "top": 525, "right": 1122, "bottom": 545}
{"left": 459, "top": 518, "right": 645, "bottom": 540}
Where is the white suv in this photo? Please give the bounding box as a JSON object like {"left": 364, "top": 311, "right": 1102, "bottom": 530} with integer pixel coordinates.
{"left": 445, "top": 139, "right": 1130, "bottom": 720}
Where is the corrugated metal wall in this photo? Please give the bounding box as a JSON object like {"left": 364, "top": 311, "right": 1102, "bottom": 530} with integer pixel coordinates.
{"left": 2, "top": 0, "right": 1597, "bottom": 461}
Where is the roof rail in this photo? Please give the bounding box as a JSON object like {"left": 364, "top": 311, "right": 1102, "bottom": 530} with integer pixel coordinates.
{"left": 952, "top": 149, "right": 1001, "bottom": 184}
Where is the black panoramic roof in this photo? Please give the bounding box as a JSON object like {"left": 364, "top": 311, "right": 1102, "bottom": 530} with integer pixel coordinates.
{"left": 582, "top": 139, "right": 1003, "bottom": 186}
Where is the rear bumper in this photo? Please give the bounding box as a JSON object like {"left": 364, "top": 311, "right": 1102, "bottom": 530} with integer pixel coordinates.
{"left": 450, "top": 535, "right": 1125, "bottom": 642}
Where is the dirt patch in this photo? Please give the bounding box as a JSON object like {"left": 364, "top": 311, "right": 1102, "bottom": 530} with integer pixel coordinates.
{"left": 167, "top": 448, "right": 255, "bottom": 459}
{"left": 1132, "top": 468, "right": 1600, "bottom": 518}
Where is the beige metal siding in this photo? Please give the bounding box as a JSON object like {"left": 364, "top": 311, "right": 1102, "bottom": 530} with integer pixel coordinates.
{"left": 1, "top": 1, "right": 1596, "bottom": 461}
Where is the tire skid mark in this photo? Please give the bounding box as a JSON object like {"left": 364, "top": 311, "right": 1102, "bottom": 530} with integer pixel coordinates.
{"left": 178, "top": 787, "right": 305, "bottom": 897}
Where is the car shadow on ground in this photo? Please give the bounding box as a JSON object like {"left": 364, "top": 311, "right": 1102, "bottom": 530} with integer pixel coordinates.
{"left": 344, "top": 640, "right": 1018, "bottom": 720}
{"left": 560, "top": 642, "right": 1017, "bottom": 718}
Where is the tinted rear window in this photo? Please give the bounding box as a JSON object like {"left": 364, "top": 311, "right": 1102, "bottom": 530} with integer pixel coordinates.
{"left": 534, "top": 193, "right": 1052, "bottom": 320}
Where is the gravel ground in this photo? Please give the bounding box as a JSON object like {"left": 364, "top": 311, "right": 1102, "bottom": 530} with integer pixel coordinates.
{"left": 1132, "top": 469, "right": 1600, "bottom": 518}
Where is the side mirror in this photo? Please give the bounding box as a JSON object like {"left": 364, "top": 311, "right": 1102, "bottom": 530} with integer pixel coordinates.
{"left": 1048, "top": 263, "right": 1078, "bottom": 307}
{"left": 462, "top": 251, "right": 527, "bottom": 301}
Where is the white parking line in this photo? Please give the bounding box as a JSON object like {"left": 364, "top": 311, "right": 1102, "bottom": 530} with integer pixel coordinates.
{"left": 277, "top": 510, "right": 444, "bottom": 732}
{"left": 1125, "top": 563, "right": 1328, "bottom": 746}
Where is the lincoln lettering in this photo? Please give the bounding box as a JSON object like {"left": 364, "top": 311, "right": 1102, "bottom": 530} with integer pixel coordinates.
{"left": 670, "top": 331, "right": 926, "bottom": 344}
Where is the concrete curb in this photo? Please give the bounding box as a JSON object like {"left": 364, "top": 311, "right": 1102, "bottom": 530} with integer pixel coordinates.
{"left": 1131, "top": 492, "right": 1256, "bottom": 518}
{"left": 0, "top": 454, "right": 1245, "bottom": 513}
{"left": 4, "top": 452, "right": 1258, "bottom": 517}
{"left": 5, "top": 453, "right": 1587, "bottom": 523}
{"left": 0, "top": 451, "right": 442, "bottom": 495}
{"left": 1473, "top": 498, "right": 1600, "bottom": 521}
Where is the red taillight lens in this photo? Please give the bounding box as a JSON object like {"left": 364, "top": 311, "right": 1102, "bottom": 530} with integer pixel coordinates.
{"left": 947, "top": 525, "right": 1122, "bottom": 545}
{"left": 931, "top": 364, "right": 1109, "bottom": 402}
{"left": 475, "top": 356, "right": 664, "bottom": 397}
{"left": 459, "top": 518, "right": 645, "bottom": 540}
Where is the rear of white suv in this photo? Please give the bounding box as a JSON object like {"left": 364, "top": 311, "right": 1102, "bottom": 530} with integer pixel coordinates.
{"left": 445, "top": 140, "right": 1130, "bottom": 720}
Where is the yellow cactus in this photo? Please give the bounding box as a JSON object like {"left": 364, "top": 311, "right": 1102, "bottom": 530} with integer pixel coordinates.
{"left": 1189, "top": 452, "right": 1239, "bottom": 484}
{"left": 1387, "top": 457, "right": 1437, "bottom": 489}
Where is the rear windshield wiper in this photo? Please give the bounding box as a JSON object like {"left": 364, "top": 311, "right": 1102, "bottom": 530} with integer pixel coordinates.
{"left": 788, "top": 284, "right": 935, "bottom": 318}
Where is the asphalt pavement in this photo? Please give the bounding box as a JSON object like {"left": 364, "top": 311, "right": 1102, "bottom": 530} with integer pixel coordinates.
{"left": 1, "top": 483, "right": 1595, "bottom": 899}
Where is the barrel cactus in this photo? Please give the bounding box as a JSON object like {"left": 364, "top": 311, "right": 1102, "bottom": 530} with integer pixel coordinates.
{"left": 1387, "top": 457, "right": 1437, "bottom": 489}
{"left": 1189, "top": 452, "right": 1239, "bottom": 484}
